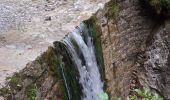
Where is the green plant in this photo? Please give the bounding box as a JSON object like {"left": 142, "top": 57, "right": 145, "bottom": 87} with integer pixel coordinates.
{"left": 109, "top": 4, "right": 119, "bottom": 16}
{"left": 150, "top": 0, "right": 162, "bottom": 6}
{"left": 0, "top": 87, "right": 11, "bottom": 96}
{"left": 165, "top": 0, "right": 170, "bottom": 4}
{"left": 97, "top": 92, "right": 109, "bottom": 100}
{"left": 106, "top": 2, "right": 119, "bottom": 18}
{"left": 25, "top": 85, "right": 37, "bottom": 100}
{"left": 132, "top": 87, "right": 163, "bottom": 100}
{"left": 166, "top": 22, "right": 170, "bottom": 33}
{"left": 6, "top": 75, "right": 22, "bottom": 90}
{"left": 147, "top": 0, "right": 170, "bottom": 14}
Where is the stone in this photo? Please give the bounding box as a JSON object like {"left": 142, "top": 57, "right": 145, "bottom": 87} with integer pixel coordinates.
{"left": 1, "top": 0, "right": 170, "bottom": 99}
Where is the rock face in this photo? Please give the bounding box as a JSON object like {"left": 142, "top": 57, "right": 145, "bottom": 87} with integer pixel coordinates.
{"left": 1, "top": 0, "right": 170, "bottom": 100}
{"left": 0, "top": 47, "right": 68, "bottom": 100}
{"left": 93, "top": 0, "right": 170, "bottom": 99}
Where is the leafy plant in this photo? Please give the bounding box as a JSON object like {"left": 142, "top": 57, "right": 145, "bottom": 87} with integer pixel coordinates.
{"left": 6, "top": 75, "right": 22, "bottom": 90}
{"left": 146, "top": 0, "right": 170, "bottom": 14}
{"left": 128, "top": 96, "right": 138, "bottom": 100}
{"left": 97, "top": 92, "right": 109, "bottom": 100}
{"left": 165, "top": 0, "right": 170, "bottom": 4}
{"left": 166, "top": 22, "right": 170, "bottom": 33}
{"left": 134, "top": 88, "right": 151, "bottom": 98}
{"left": 25, "top": 85, "right": 37, "bottom": 100}
{"left": 0, "top": 87, "right": 11, "bottom": 96}
{"left": 132, "top": 87, "right": 163, "bottom": 100}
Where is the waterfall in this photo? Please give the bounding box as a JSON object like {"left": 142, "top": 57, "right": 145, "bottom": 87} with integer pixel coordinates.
{"left": 61, "top": 23, "right": 104, "bottom": 100}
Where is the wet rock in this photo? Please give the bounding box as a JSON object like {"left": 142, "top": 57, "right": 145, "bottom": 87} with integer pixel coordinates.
{"left": 94, "top": 0, "right": 170, "bottom": 99}
{"left": 1, "top": 0, "right": 170, "bottom": 99}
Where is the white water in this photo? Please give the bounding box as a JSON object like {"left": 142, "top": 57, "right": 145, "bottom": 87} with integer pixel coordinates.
{"left": 62, "top": 23, "right": 104, "bottom": 100}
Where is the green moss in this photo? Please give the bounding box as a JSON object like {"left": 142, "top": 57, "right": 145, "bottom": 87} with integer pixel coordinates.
{"left": 59, "top": 81, "right": 68, "bottom": 100}
{"left": 55, "top": 43, "right": 81, "bottom": 100}
{"left": 0, "top": 87, "right": 11, "bottom": 96}
{"left": 105, "top": 1, "right": 119, "bottom": 18}
{"left": 25, "top": 84, "right": 37, "bottom": 100}
{"left": 108, "top": 3, "right": 119, "bottom": 17}
{"left": 42, "top": 46, "right": 69, "bottom": 100}
{"left": 42, "top": 47, "right": 61, "bottom": 80}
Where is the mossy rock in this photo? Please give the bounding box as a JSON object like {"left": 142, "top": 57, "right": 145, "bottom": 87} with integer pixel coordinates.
{"left": 54, "top": 42, "right": 82, "bottom": 100}
{"left": 41, "top": 47, "right": 61, "bottom": 80}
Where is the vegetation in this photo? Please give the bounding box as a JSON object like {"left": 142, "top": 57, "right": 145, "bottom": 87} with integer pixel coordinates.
{"left": 43, "top": 47, "right": 61, "bottom": 79}
{"left": 0, "top": 74, "right": 22, "bottom": 98}
{"left": 149, "top": 0, "right": 170, "bottom": 6}
{"left": 108, "top": 3, "right": 119, "bottom": 17}
{"left": 146, "top": 0, "right": 170, "bottom": 14}
{"left": 97, "top": 92, "right": 109, "bottom": 100}
{"left": 109, "top": 87, "right": 163, "bottom": 100}
{"left": 166, "top": 21, "right": 170, "bottom": 33}
{"left": 6, "top": 75, "right": 22, "bottom": 90}
{"left": 25, "top": 84, "right": 37, "bottom": 100}
{"left": 105, "top": 1, "right": 119, "bottom": 18}
{"left": 0, "top": 87, "right": 11, "bottom": 96}
{"left": 128, "top": 87, "right": 163, "bottom": 100}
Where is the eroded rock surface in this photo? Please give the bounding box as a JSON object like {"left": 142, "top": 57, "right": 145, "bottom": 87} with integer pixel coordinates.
{"left": 94, "top": 0, "right": 170, "bottom": 99}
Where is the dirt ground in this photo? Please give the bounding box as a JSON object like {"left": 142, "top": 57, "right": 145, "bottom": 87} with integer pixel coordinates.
{"left": 0, "top": 0, "right": 108, "bottom": 87}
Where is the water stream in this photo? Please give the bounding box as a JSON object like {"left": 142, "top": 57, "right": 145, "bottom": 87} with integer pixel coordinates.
{"left": 60, "top": 23, "right": 104, "bottom": 100}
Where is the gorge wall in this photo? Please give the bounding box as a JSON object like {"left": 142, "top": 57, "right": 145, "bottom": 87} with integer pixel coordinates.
{"left": 96, "top": 0, "right": 170, "bottom": 99}
{"left": 1, "top": 0, "right": 170, "bottom": 100}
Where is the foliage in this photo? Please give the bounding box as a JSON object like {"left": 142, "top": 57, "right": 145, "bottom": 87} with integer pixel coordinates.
{"left": 166, "top": 22, "right": 170, "bottom": 33}
{"left": 129, "top": 87, "right": 163, "bottom": 100}
{"left": 149, "top": 0, "right": 170, "bottom": 6}
{"left": 109, "top": 4, "right": 119, "bottom": 17}
{"left": 6, "top": 75, "right": 22, "bottom": 90}
{"left": 150, "top": 0, "right": 162, "bottom": 6}
{"left": 147, "top": 0, "right": 170, "bottom": 14}
{"left": 25, "top": 85, "right": 37, "bottom": 100}
{"left": 0, "top": 87, "right": 11, "bottom": 96}
{"left": 43, "top": 47, "right": 60, "bottom": 78}
{"left": 97, "top": 92, "right": 109, "bottom": 100}
{"left": 106, "top": 1, "right": 119, "bottom": 18}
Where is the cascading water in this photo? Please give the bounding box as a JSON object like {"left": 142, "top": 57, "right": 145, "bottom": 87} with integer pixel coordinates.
{"left": 60, "top": 23, "right": 104, "bottom": 100}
